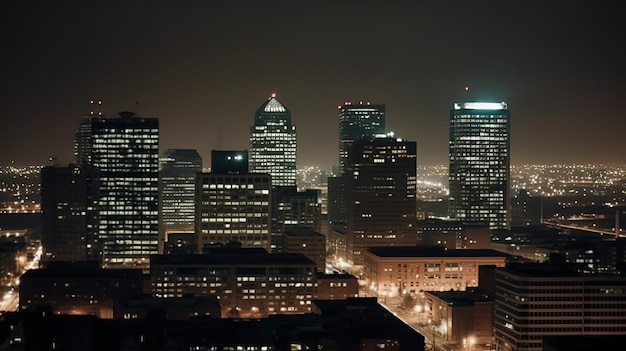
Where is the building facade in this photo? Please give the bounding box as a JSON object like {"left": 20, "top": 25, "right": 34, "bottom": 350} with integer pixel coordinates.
{"left": 41, "top": 164, "right": 90, "bottom": 262}
{"left": 149, "top": 248, "right": 317, "bottom": 318}
{"left": 344, "top": 134, "right": 418, "bottom": 268}
{"left": 362, "top": 246, "right": 507, "bottom": 297}
{"left": 282, "top": 229, "right": 326, "bottom": 271}
{"left": 449, "top": 102, "right": 510, "bottom": 230}
{"left": 195, "top": 150, "right": 272, "bottom": 252}
{"left": 271, "top": 186, "right": 321, "bottom": 252}
{"left": 159, "top": 149, "right": 202, "bottom": 253}
{"left": 76, "top": 111, "right": 160, "bottom": 269}
{"left": 494, "top": 262, "right": 626, "bottom": 351}
{"left": 338, "top": 102, "right": 386, "bottom": 174}
{"left": 249, "top": 94, "right": 297, "bottom": 187}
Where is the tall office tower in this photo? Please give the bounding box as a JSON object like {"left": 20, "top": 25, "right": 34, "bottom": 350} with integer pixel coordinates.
{"left": 449, "top": 102, "right": 511, "bottom": 230}
{"left": 338, "top": 102, "right": 385, "bottom": 174}
{"left": 249, "top": 94, "right": 297, "bottom": 187}
{"left": 329, "top": 102, "right": 386, "bottom": 235}
{"left": 196, "top": 150, "right": 272, "bottom": 252}
{"left": 344, "top": 133, "right": 417, "bottom": 268}
{"left": 77, "top": 111, "right": 160, "bottom": 269}
{"left": 159, "top": 149, "right": 203, "bottom": 253}
{"left": 41, "top": 164, "right": 92, "bottom": 262}
{"left": 271, "top": 187, "right": 321, "bottom": 252}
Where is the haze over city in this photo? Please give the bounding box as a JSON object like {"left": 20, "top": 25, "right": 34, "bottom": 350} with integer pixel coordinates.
{"left": 2, "top": 0, "right": 624, "bottom": 168}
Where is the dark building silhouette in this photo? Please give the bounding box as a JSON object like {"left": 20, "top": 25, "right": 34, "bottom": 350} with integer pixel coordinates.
{"left": 271, "top": 186, "right": 321, "bottom": 252}
{"left": 329, "top": 101, "right": 386, "bottom": 234}
{"left": 417, "top": 219, "right": 491, "bottom": 249}
{"left": 18, "top": 260, "right": 145, "bottom": 318}
{"left": 0, "top": 297, "right": 425, "bottom": 350}
{"left": 344, "top": 134, "right": 418, "bottom": 268}
{"left": 282, "top": 229, "right": 326, "bottom": 271}
{"left": 40, "top": 164, "right": 90, "bottom": 262}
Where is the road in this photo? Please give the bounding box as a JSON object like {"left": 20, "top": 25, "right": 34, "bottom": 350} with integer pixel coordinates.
{"left": 0, "top": 245, "right": 42, "bottom": 313}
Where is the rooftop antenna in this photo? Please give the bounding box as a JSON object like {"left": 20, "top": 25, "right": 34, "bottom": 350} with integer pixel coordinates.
{"left": 135, "top": 100, "right": 140, "bottom": 115}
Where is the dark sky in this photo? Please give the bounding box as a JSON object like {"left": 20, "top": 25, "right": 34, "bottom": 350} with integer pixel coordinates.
{"left": 1, "top": 1, "right": 624, "bottom": 169}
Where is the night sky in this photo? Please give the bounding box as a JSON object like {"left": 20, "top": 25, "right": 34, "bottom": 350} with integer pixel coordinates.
{"left": 1, "top": 1, "right": 624, "bottom": 169}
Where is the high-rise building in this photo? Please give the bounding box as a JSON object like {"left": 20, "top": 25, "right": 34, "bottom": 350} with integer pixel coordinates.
{"left": 77, "top": 111, "right": 160, "bottom": 269}
{"left": 449, "top": 102, "right": 510, "bottom": 230}
{"left": 270, "top": 187, "right": 321, "bottom": 252}
{"left": 195, "top": 150, "right": 272, "bottom": 252}
{"left": 159, "top": 149, "right": 202, "bottom": 253}
{"left": 329, "top": 102, "right": 386, "bottom": 234}
{"left": 344, "top": 134, "right": 418, "bottom": 268}
{"left": 338, "top": 102, "right": 385, "bottom": 174}
{"left": 249, "top": 94, "right": 297, "bottom": 187}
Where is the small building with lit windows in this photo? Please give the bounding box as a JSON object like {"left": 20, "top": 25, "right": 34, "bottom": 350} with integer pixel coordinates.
{"left": 362, "top": 246, "right": 507, "bottom": 297}
{"left": 315, "top": 272, "right": 359, "bottom": 300}
{"left": 149, "top": 247, "right": 317, "bottom": 318}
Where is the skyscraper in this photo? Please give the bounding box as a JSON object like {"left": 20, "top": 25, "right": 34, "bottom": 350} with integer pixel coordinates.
{"left": 195, "top": 150, "right": 272, "bottom": 252}
{"left": 329, "top": 102, "right": 386, "bottom": 233}
{"left": 159, "top": 149, "right": 202, "bottom": 253}
{"left": 249, "top": 94, "right": 297, "bottom": 187}
{"left": 338, "top": 102, "right": 385, "bottom": 174}
{"left": 77, "top": 111, "right": 160, "bottom": 269}
{"left": 448, "top": 102, "right": 510, "bottom": 230}
{"left": 344, "top": 133, "right": 417, "bottom": 268}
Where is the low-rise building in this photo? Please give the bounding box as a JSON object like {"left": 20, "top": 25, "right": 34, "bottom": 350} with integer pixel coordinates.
{"left": 150, "top": 247, "right": 317, "bottom": 317}
{"left": 363, "top": 246, "right": 507, "bottom": 297}
{"left": 315, "top": 272, "right": 359, "bottom": 300}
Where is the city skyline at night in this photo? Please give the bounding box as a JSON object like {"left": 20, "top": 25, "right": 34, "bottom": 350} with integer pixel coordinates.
{"left": 1, "top": 1, "right": 624, "bottom": 169}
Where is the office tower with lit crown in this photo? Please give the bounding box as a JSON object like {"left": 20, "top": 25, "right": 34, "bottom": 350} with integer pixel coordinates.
{"left": 77, "top": 111, "right": 160, "bottom": 269}
{"left": 249, "top": 94, "right": 297, "bottom": 187}
{"left": 344, "top": 134, "right": 417, "bottom": 268}
{"left": 159, "top": 149, "right": 202, "bottom": 253}
{"left": 449, "top": 102, "right": 510, "bottom": 230}
{"left": 196, "top": 150, "right": 272, "bottom": 252}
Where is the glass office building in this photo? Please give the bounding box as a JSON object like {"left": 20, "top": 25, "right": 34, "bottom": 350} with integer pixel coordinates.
{"left": 448, "top": 102, "right": 510, "bottom": 230}
{"left": 338, "top": 102, "right": 386, "bottom": 174}
{"left": 81, "top": 111, "right": 160, "bottom": 268}
{"left": 249, "top": 94, "right": 297, "bottom": 187}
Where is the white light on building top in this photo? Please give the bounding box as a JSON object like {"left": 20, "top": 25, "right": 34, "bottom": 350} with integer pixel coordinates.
{"left": 454, "top": 102, "right": 507, "bottom": 110}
